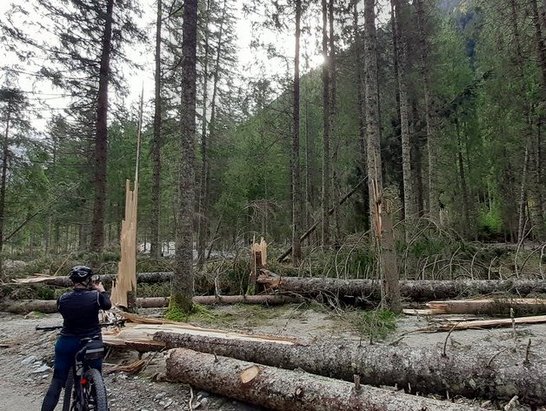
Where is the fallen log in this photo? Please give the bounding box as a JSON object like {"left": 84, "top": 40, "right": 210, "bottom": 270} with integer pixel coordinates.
{"left": 0, "top": 294, "right": 300, "bottom": 314}
{"left": 166, "top": 348, "right": 480, "bottom": 411}
{"left": 425, "top": 315, "right": 546, "bottom": 331}
{"left": 11, "top": 272, "right": 175, "bottom": 288}
{"left": 104, "top": 323, "right": 300, "bottom": 352}
{"left": 156, "top": 329, "right": 546, "bottom": 405}
{"left": 258, "top": 270, "right": 546, "bottom": 302}
{"left": 426, "top": 298, "right": 546, "bottom": 315}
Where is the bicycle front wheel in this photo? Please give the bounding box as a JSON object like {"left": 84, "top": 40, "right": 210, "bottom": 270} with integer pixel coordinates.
{"left": 82, "top": 368, "right": 108, "bottom": 411}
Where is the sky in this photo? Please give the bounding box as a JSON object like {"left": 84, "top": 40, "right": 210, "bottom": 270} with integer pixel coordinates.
{"left": 0, "top": 0, "right": 389, "bottom": 132}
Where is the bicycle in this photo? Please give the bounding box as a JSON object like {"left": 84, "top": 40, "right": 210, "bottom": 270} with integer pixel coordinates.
{"left": 37, "top": 321, "right": 122, "bottom": 411}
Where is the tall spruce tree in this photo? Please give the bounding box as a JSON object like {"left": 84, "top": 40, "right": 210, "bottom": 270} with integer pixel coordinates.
{"left": 171, "top": 0, "right": 198, "bottom": 315}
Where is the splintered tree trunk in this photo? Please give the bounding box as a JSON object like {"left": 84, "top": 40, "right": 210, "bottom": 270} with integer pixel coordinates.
{"left": 173, "top": 0, "right": 198, "bottom": 314}
{"left": 150, "top": 0, "right": 163, "bottom": 259}
{"left": 364, "top": 0, "right": 399, "bottom": 311}
{"left": 166, "top": 348, "right": 480, "bottom": 411}
{"left": 292, "top": 0, "right": 303, "bottom": 265}
{"left": 90, "top": 0, "right": 114, "bottom": 253}
{"left": 321, "top": 0, "right": 331, "bottom": 247}
{"left": 160, "top": 337, "right": 545, "bottom": 406}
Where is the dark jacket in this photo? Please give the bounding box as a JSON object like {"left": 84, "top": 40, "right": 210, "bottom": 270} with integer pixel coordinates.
{"left": 57, "top": 288, "right": 112, "bottom": 338}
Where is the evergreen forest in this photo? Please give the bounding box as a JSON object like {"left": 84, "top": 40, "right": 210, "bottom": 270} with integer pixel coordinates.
{"left": 0, "top": 0, "right": 545, "bottom": 305}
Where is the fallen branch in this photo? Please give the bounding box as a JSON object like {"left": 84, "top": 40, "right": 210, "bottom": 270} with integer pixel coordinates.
{"left": 103, "top": 359, "right": 146, "bottom": 375}
{"left": 166, "top": 348, "right": 480, "bottom": 411}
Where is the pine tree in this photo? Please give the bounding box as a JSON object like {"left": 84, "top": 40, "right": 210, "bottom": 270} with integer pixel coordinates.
{"left": 172, "top": 0, "right": 198, "bottom": 315}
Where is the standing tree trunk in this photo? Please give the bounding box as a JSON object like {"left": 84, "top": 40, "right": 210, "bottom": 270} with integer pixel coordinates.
{"left": 321, "top": 0, "right": 331, "bottom": 248}
{"left": 392, "top": 0, "right": 417, "bottom": 234}
{"left": 364, "top": 0, "right": 382, "bottom": 243}
{"left": 151, "top": 0, "right": 163, "bottom": 259}
{"left": 530, "top": 0, "right": 546, "bottom": 240}
{"left": 0, "top": 106, "right": 10, "bottom": 263}
{"left": 455, "top": 116, "right": 471, "bottom": 235}
{"left": 353, "top": 0, "right": 368, "bottom": 227}
{"left": 172, "top": 0, "right": 198, "bottom": 315}
{"left": 90, "top": 0, "right": 114, "bottom": 253}
{"left": 415, "top": 0, "right": 439, "bottom": 221}
{"left": 328, "top": 0, "right": 340, "bottom": 242}
{"left": 291, "top": 0, "right": 303, "bottom": 265}
{"left": 197, "top": 0, "right": 211, "bottom": 269}
{"left": 365, "top": 0, "right": 400, "bottom": 312}
{"left": 198, "top": 0, "right": 228, "bottom": 268}
{"left": 510, "top": 0, "right": 545, "bottom": 241}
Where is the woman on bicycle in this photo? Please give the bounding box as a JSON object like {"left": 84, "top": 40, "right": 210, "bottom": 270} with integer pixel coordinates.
{"left": 41, "top": 265, "right": 112, "bottom": 411}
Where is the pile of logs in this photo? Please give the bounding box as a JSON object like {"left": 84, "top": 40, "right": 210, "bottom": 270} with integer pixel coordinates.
{"left": 6, "top": 269, "right": 546, "bottom": 312}
{"left": 12, "top": 266, "right": 546, "bottom": 409}
{"left": 97, "top": 315, "right": 546, "bottom": 409}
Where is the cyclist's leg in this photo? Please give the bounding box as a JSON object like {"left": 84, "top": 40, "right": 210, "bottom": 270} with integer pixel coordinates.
{"left": 41, "top": 336, "right": 80, "bottom": 411}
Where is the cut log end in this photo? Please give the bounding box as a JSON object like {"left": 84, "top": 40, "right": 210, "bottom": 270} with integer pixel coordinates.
{"left": 240, "top": 365, "right": 260, "bottom": 385}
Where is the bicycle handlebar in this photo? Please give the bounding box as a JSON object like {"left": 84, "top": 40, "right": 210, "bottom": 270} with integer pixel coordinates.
{"left": 36, "top": 320, "right": 125, "bottom": 331}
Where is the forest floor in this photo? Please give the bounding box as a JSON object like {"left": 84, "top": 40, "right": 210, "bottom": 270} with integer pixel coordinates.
{"left": 1, "top": 303, "right": 545, "bottom": 411}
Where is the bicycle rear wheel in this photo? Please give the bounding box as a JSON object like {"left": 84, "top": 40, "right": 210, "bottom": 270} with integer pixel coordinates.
{"left": 62, "top": 368, "right": 74, "bottom": 411}
{"left": 82, "top": 368, "right": 108, "bottom": 411}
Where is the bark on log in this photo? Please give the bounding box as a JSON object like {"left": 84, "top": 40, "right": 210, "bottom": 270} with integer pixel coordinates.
{"left": 166, "top": 348, "right": 480, "bottom": 411}
{"left": 424, "top": 315, "right": 546, "bottom": 331}
{"left": 258, "top": 271, "right": 546, "bottom": 302}
{"left": 0, "top": 294, "right": 300, "bottom": 314}
{"left": 104, "top": 323, "right": 299, "bottom": 352}
{"left": 156, "top": 330, "right": 546, "bottom": 405}
{"left": 426, "top": 298, "right": 546, "bottom": 315}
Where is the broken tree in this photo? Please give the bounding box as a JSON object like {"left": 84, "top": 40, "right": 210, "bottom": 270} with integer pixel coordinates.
{"left": 258, "top": 271, "right": 546, "bottom": 302}
{"left": 166, "top": 348, "right": 480, "bottom": 411}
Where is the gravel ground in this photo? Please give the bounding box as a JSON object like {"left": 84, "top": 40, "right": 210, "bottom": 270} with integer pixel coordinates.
{"left": 1, "top": 305, "right": 546, "bottom": 410}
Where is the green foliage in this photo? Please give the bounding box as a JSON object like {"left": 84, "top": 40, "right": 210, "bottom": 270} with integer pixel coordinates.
{"left": 35, "top": 285, "right": 55, "bottom": 300}
{"left": 478, "top": 206, "right": 503, "bottom": 237}
{"left": 351, "top": 309, "right": 397, "bottom": 341}
{"left": 165, "top": 302, "right": 227, "bottom": 324}
{"left": 409, "top": 237, "right": 446, "bottom": 258}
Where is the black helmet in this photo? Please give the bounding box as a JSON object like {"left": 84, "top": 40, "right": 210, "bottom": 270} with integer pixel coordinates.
{"left": 68, "top": 265, "right": 94, "bottom": 283}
